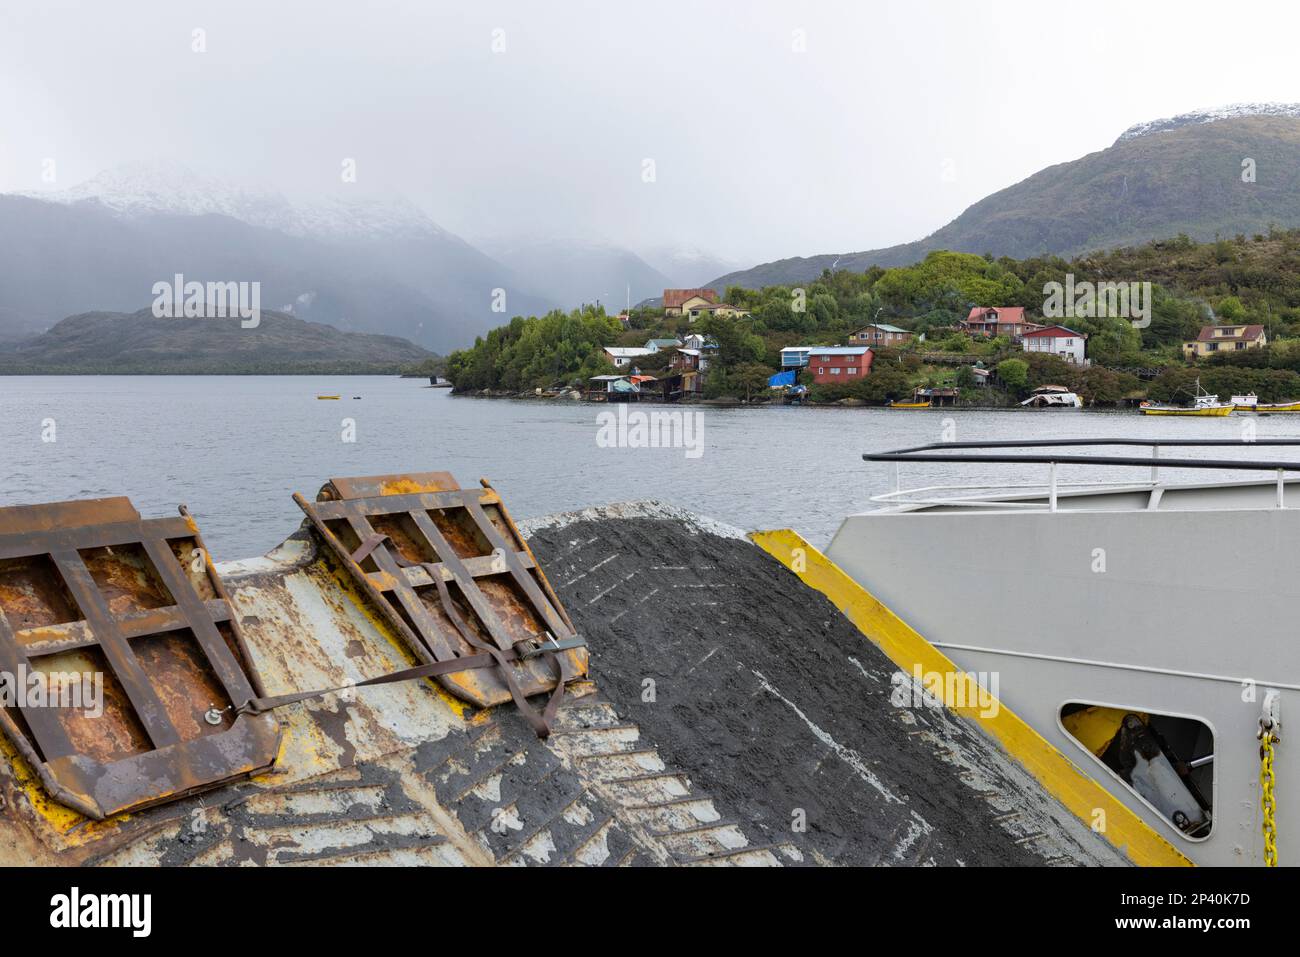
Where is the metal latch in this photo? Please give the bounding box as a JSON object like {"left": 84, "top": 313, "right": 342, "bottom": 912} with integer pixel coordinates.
{"left": 519, "top": 633, "right": 587, "bottom": 660}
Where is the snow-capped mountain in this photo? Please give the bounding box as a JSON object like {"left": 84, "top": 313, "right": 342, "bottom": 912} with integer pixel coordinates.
{"left": 1, "top": 161, "right": 556, "bottom": 351}
{"left": 20, "top": 160, "right": 447, "bottom": 242}
{"left": 4, "top": 160, "right": 743, "bottom": 349}
{"left": 1116, "top": 102, "right": 1300, "bottom": 143}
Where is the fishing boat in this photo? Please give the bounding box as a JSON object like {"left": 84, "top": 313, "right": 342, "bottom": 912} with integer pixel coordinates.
{"left": 888, "top": 400, "right": 931, "bottom": 409}
{"left": 316, "top": 394, "right": 341, "bottom": 400}
{"left": 826, "top": 437, "right": 1300, "bottom": 866}
{"left": 1235, "top": 393, "right": 1300, "bottom": 413}
{"left": 1139, "top": 379, "right": 1232, "bottom": 416}
{"left": 1139, "top": 401, "right": 1232, "bottom": 416}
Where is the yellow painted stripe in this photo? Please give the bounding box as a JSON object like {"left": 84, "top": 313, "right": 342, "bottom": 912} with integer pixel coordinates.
{"left": 750, "top": 528, "right": 1191, "bottom": 868}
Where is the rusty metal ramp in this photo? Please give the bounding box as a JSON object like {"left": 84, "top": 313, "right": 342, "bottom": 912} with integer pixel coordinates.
{"left": 0, "top": 485, "right": 1158, "bottom": 866}
{"left": 0, "top": 497, "right": 281, "bottom": 819}
{"left": 0, "top": 506, "right": 800, "bottom": 865}
{"left": 294, "top": 472, "right": 587, "bottom": 733}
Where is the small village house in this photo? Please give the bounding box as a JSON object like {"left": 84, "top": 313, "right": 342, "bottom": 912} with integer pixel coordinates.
{"left": 798, "top": 346, "right": 874, "bottom": 385}
{"left": 914, "top": 387, "right": 959, "bottom": 407}
{"left": 780, "top": 346, "right": 812, "bottom": 371}
{"left": 663, "top": 287, "right": 718, "bottom": 316}
{"left": 644, "top": 337, "right": 683, "bottom": 354}
{"left": 960, "top": 306, "right": 1043, "bottom": 341}
{"left": 850, "top": 322, "right": 914, "bottom": 347}
{"left": 1183, "top": 323, "right": 1267, "bottom": 359}
{"left": 604, "top": 346, "right": 652, "bottom": 368}
{"left": 588, "top": 373, "right": 656, "bottom": 401}
{"left": 1021, "top": 324, "right": 1088, "bottom": 365}
{"left": 669, "top": 347, "right": 710, "bottom": 374}
{"left": 684, "top": 302, "right": 749, "bottom": 323}
{"left": 681, "top": 333, "right": 718, "bottom": 352}
{"left": 668, "top": 348, "right": 709, "bottom": 395}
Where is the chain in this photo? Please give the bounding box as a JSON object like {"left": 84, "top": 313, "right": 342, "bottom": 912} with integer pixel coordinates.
{"left": 1260, "top": 730, "right": 1278, "bottom": 868}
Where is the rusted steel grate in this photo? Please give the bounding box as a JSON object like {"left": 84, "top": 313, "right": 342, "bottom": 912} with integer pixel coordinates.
{"left": 295, "top": 473, "right": 588, "bottom": 722}
{"left": 0, "top": 497, "right": 281, "bottom": 819}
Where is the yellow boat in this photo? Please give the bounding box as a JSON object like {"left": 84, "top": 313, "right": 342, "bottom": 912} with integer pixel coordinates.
{"left": 1139, "top": 402, "right": 1232, "bottom": 416}
{"left": 316, "top": 395, "right": 341, "bottom": 400}
{"left": 1140, "top": 379, "right": 1233, "bottom": 415}
{"left": 889, "top": 400, "right": 932, "bottom": 409}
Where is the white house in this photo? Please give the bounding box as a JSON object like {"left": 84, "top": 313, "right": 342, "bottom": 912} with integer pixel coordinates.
{"left": 1021, "top": 325, "right": 1088, "bottom": 365}
{"left": 604, "top": 347, "right": 652, "bottom": 368}
{"left": 779, "top": 346, "right": 812, "bottom": 370}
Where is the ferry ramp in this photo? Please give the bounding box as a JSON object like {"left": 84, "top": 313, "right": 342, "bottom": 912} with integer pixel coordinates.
{"left": 0, "top": 486, "right": 1180, "bottom": 866}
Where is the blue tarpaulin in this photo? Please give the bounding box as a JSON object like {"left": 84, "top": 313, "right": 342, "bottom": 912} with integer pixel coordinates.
{"left": 768, "top": 370, "right": 797, "bottom": 388}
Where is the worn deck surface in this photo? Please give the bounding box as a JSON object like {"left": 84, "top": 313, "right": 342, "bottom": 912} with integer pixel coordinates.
{"left": 0, "top": 504, "right": 1126, "bottom": 866}
{"left": 524, "top": 503, "right": 1129, "bottom": 866}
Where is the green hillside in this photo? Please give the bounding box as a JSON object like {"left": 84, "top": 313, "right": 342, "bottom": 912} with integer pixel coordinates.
{"left": 714, "top": 115, "right": 1300, "bottom": 290}
{"left": 0, "top": 309, "right": 432, "bottom": 374}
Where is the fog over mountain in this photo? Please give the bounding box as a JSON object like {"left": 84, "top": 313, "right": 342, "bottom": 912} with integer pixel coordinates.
{"left": 0, "top": 161, "right": 739, "bottom": 350}
{"left": 0, "top": 167, "right": 549, "bottom": 351}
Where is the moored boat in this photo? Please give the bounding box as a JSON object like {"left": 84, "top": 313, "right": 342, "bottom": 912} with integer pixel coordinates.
{"left": 1021, "top": 385, "right": 1083, "bottom": 408}
{"left": 1140, "top": 379, "right": 1232, "bottom": 415}
{"left": 1236, "top": 393, "right": 1300, "bottom": 413}
{"left": 888, "top": 400, "right": 931, "bottom": 409}
{"left": 1139, "top": 402, "right": 1232, "bottom": 416}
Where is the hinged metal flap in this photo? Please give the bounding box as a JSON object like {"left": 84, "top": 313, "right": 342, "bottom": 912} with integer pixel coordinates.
{"left": 296, "top": 472, "right": 588, "bottom": 710}
{"left": 0, "top": 498, "right": 281, "bottom": 819}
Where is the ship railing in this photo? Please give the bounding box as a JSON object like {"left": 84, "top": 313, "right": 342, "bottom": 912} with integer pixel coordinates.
{"left": 865, "top": 438, "right": 1300, "bottom": 512}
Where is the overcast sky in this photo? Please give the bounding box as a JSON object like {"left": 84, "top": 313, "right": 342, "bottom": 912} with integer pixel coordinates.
{"left": 4, "top": 0, "right": 1300, "bottom": 268}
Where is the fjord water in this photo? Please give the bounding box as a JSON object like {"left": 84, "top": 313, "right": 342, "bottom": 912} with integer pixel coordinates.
{"left": 3, "top": 375, "right": 1298, "bottom": 560}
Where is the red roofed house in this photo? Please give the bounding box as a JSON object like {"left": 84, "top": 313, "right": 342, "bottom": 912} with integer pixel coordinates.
{"left": 961, "top": 307, "right": 1042, "bottom": 340}
{"left": 1183, "top": 323, "right": 1267, "bottom": 359}
{"left": 1021, "top": 325, "right": 1088, "bottom": 365}
{"left": 663, "top": 287, "right": 718, "bottom": 316}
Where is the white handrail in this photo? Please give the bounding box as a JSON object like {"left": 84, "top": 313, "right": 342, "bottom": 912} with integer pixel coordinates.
{"left": 876, "top": 439, "right": 1300, "bottom": 511}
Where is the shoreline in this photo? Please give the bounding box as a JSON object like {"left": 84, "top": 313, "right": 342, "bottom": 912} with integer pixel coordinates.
{"left": 448, "top": 389, "right": 1144, "bottom": 412}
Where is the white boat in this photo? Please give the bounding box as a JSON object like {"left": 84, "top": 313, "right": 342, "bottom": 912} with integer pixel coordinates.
{"left": 828, "top": 437, "right": 1300, "bottom": 866}
{"left": 1020, "top": 385, "right": 1082, "bottom": 408}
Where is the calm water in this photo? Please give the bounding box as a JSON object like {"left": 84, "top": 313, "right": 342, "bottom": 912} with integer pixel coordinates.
{"left": 2, "top": 375, "right": 1298, "bottom": 559}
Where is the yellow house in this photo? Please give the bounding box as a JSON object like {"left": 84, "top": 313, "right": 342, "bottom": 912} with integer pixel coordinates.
{"left": 685, "top": 302, "right": 750, "bottom": 323}
{"left": 1183, "top": 323, "right": 1267, "bottom": 359}
{"left": 663, "top": 287, "right": 718, "bottom": 316}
